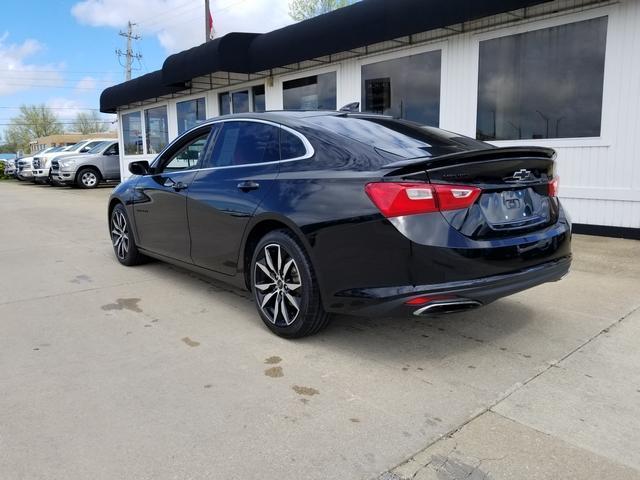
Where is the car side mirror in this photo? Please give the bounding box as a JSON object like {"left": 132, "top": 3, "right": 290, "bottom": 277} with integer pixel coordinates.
{"left": 80, "top": 147, "right": 91, "bottom": 153}
{"left": 129, "top": 160, "right": 151, "bottom": 175}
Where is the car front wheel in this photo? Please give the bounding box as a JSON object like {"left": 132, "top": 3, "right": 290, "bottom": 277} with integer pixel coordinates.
{"left": 110, "top": 204, "right": 146, "bottom": 266}
{"left": 251, "top": 230, "right": 330, "bottom": 338}
{"left": 77, "top": 167, "right": 101, "bottom": 189}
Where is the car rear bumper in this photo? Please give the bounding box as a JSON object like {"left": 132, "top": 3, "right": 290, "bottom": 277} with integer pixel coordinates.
{"left": 327, "top": 255, "right": 571, "bottom": 317}
{"left": 318, "top": 204, "right": 571, "bottom": 317}
{"left": 327, "top": 253, "right": 571, "bottom": 317}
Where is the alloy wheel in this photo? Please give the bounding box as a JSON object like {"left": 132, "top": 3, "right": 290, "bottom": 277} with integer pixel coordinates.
{"left": 81, "top": 171, "right": 98, "bottom": 187}
{"left": 254, "top": 243, "right": 303, "bottom": 326}
{"left": 111, "top": 210, "right": 130, "bottom": 260}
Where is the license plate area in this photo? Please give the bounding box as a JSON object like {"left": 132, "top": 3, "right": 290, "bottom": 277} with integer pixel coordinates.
{"left": 479, "top": 188, "right": 551, "bottom": 231}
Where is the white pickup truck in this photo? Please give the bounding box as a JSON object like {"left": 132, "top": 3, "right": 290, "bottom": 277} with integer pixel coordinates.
{"left": 32, "top": 139, "right": 114, "bottom": 184}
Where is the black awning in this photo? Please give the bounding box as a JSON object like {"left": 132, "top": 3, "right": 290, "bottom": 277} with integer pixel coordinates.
{"left": 248, "top": 0, "right": 549, "bottom": 72}
{"left": 100, "top": 71, "right": 185, "bottom": 113}
{"left": 162, "top": 32, "right": 259, "bottom": 86}
{"left": 100, "top": 0, "right": 551, "bottom": 112}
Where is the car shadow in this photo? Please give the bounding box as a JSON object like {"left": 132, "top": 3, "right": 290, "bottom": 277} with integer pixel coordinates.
{"left": 141, "top": 257, "right": 534, "bottom": 361}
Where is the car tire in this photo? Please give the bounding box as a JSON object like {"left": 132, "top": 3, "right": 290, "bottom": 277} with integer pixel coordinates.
{"left": 110, "top": 203, "right": 147, "bottom": 266}
{"left": 251, "top": 229, "right": 330, "bottom": 338}
{"left": 77, "top": 167, "right": 101, "bottom": 189}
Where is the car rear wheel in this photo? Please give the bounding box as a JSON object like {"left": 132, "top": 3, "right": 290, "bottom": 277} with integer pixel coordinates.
{"left": 77, "top": 167, "right": 101, "bottom": 189}
{"left": 110, "top": 204, "right": 146, "bottom": 266}
{"left": 251, "top": 230, "right": 330, "bottom": 338}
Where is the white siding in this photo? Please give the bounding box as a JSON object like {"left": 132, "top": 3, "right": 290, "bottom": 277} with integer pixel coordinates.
{"left": 116, "top": 0, "right": 640, "bottom": 229}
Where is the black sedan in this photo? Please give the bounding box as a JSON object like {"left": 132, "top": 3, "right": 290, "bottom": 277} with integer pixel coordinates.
{"left": 108, "top": 112, "right": 571, "bottom": 338}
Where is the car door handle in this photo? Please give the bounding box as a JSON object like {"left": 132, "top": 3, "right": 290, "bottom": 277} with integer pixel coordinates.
{"left": 237, "top": 180, "right": 260, "bottom": 192}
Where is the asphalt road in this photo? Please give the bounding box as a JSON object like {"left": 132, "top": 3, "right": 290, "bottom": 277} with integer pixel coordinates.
{"left": 1, "top": 180, "right": 639, "bottom": 480}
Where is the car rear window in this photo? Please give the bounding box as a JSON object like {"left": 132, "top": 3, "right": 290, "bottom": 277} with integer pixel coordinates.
{"left": 280, "top": 129, "right": 307, "bottom": 160}
{"left": 304, "top": 115, "right": 491, "bottom": 159}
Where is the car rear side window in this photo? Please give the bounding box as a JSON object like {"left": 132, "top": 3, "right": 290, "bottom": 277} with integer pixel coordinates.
{"left": 305, "top": 115, "right": 490, "bottom": 159}
{"left": 208, "top": 121, "right": 280, "bottom": 167}
{"left": 280, "top": 129, "right": 307, "bottom": 160}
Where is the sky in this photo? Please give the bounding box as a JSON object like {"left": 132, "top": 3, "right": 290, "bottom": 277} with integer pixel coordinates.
{"left": 0, "top": 0, "right": 295, "bottom": 140}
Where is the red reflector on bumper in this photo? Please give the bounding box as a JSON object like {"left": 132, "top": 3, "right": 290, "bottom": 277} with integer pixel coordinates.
{"left": 405, "top": 295, "right": 454, "bottom": 306}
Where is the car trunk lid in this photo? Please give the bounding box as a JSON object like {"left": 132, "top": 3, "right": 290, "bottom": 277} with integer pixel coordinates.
{"left": 381, "top": 147, "right": 559, "bottom": 239}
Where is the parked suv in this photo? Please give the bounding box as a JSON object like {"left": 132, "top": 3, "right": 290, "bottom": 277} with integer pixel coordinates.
{"left": 33, "top": 139, "right": 112, "bottom": 184}
{"left": 53, "top": 140, "right": 121, "bottom": 188}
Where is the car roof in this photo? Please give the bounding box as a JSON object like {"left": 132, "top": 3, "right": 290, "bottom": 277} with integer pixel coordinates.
{"left": 200, "top": 110, "right": 347, "bottom": 128}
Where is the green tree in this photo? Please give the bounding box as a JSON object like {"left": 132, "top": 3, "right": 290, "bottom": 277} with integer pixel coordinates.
{"left": 0, "top": 137, "right": 18, "bottom": 154}
{"left": 74, "top": 111, "right": 110, "bottom": 134}
{"left": 4, "top": 104, "right": 63, "bottom": 152}
{"left": 289, "top": 0, "right": 352, "bottom": 21}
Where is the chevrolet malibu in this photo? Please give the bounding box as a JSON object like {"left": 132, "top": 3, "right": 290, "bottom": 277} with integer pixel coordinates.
{"left": 108, "top": 112, "right": 571, "bottom": 338}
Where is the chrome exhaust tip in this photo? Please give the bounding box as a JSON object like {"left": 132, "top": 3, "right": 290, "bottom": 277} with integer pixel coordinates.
{"left": 413, "top": 299, "right": 482, "bottom": 316}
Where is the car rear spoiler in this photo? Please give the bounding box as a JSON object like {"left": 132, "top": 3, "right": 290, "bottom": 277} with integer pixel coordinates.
{"left": 380, "top": 147, "right": 556, "bottom": 176}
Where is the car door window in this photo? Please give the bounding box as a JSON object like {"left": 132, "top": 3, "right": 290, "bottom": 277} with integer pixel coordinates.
{"left": 105, "top": 143, "right": 118, "bottom": 155}
{"left": 160, "top": 132, "right": 211, "bottom": 173}
{"left": 208, "top": 121, "right": 279, "bottom": 167}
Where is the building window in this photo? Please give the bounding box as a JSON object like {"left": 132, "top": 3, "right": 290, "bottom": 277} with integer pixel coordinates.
{"left": 361, "top": 50, "right": 441, "bottom": 126}
{"left": 219, "top": 92, "right": 231, "bottom": 115}
{"left": 144, "top": 105, "right": 169, "bottom": 154}
{"left": 283, "top": 72, "right": 336, "bottom": 110}
{"left": 122, "top": 111, "right": 143, "bottom": 155}
{"left": 219, "top": 87, "right": 265, "bottom": 115}
{"left": 477, "top": 17, "right": 608, "bottom": 141}
{"left": 253, "top": 85, "right": 266, "bottom": 112}
{"left": 177, "top": 97, "right": 206, "bottom": 135}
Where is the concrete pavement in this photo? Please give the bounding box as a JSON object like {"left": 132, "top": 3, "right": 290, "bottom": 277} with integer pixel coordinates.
{"left": 0, "top": 180, "right": 638, "bottom": 480}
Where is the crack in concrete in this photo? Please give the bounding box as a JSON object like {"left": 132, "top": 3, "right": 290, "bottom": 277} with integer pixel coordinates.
{"left": 378, "top": 303, "right": 640, "bottom": 480}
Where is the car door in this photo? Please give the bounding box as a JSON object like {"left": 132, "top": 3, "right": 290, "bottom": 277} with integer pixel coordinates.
{"left": 187, "top": 120, "right": 282, "bottom": 275}
{"left": 133, "top": 125, "right": 214, "bottom": 263}
{"left": 102, "top": 143, "right": 120, "bottom": 179}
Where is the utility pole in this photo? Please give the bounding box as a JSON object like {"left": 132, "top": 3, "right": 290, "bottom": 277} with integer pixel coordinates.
{"left": 116, "top": 21, "right": 142, "bottom": 81}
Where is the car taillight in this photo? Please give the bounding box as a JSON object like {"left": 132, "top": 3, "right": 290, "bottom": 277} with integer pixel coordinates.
{"left": 548, "top": 177, "right": 559, "bottom": 197}
{"left": 365, "top": 182, "right": 481, "bottom": 218}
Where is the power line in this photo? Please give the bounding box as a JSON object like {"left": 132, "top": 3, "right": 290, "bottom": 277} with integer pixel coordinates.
{"left": 1, "top": 74, "right": 114, "bottom": 83}
{"left": 138, "top": 0, "right": 249, "bottom": 33}
{"left": 0, "top": 83, "right": 105, "bottom": 90}
{"left": 0, "top": 68, "right": 120, "bottom": 74}
{"left": 0, "top": 120, "right": 117, "bottom": 127}
{"left": 0, "top": 106, "right": 100, "bottom": 110}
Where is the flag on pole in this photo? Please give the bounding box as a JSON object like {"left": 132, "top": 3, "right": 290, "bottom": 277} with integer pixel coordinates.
{"left": 208, "top": 3, "right": 215, "bottom": 40}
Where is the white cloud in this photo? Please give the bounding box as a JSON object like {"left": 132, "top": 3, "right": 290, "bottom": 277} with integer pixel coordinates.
{"left": 45, "top": 97, "right": 88, "bottom": 122}
{"left": 0, "top": 32, "right": 65, "bottom": 96}
{"left": 71, "top": 0, "right": 294, "bottom": 54}
{"left": 75, "top": 76, "right": 97, "bottom": 92}
{"left": 46, "top": 97, "right": 116, "bottom": 129}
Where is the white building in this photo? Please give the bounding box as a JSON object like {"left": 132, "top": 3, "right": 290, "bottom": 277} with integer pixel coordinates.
{"left": 100, "top": 0, "right": 640, "bottom": 238}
